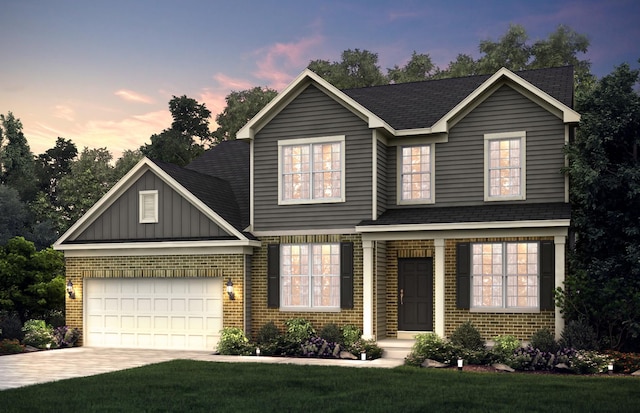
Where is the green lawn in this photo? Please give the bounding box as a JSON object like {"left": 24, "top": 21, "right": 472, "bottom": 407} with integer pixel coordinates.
{"left": 0, "top": 360, "right": 637, "bottom": 412}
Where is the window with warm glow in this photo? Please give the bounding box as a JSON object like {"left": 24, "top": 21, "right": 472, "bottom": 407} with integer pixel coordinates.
{"left": 279, "top": 136, "right": 344, "bottom": 204}
{"left": 400, "top": 145, "right": 433, "bottom": 203}
{"left": 281, "top": 243, "right": 340, "bottom": 310}
{"left": 484, "top": 131, "right": 526, "bottom": 201}
{"left": 471, "top": 242, "right": 538, "bottom": 310}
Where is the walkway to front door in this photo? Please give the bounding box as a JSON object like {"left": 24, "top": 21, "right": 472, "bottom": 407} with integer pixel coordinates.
{"left": 397, "top": 258, "right": 433, "bottom": 331}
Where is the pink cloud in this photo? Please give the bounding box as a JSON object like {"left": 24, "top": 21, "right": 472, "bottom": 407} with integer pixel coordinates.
{"left": 212, "top": 73, "right": 255, "bottom": 91}
{"left": 252, "top": 34, "right": 325, "bottom": 90}
{"left": 53, "top": 104, "right": 76, "bottom": 122}
{"left": 114, "top": 89, "right": 155, "bottom": 104}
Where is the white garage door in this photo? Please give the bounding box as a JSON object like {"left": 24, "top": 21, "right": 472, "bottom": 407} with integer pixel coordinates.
{"left": 85, "top": 278, "right": 222, "bottom": 351}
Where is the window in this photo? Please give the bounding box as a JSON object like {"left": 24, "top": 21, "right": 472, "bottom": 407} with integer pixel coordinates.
{"left": 139, "top": 190, "right": 158, "bottom": 223}
{"left": 280, "top": 243, "right": 340, "bottom": 310}
{"left": 278, "top": 136, "right": 345, "bottom": 204}
{"left": 484, "top": 131, "right": 526, "bottom": 201}
{"left": 399, "top": 144, "right": 434, "bottom": 204}
{"left": 471, "top": 242, "right": 538, "bottom": 310}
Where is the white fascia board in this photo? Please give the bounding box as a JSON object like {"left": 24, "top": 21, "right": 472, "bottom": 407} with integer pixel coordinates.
{"left": 237, "top": 69, "right": 395, "bottom": 140}
{"left": 59, "top": 240, "right": 261, "bottom": 257}
{"left": 429, "top": 67, "right": 580, "bottom": 133}
{"left": 356, "top": 219, "right": 570, "bottom": 233}
{"left": 251, "top": 227, "right": 358, "bottom": 237}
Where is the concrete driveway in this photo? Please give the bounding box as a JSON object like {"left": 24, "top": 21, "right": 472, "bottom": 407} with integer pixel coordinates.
{"left": 0, "top": 347, "right": 404, "bottom": 390}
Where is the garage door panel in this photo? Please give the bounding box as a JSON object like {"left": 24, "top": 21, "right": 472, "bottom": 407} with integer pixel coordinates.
{"left": 85, "top": 278, "right": 222, "bottom": 351}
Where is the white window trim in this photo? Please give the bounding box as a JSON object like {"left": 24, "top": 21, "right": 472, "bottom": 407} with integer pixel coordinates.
{"left": 397, "top": 144, "right": 435, "bottom": 205}
{"left": 484, "top": 131, "right": 526, "bottom": 202}
{"left": 470, "top": 241, "right": 540, "bottom": 312}
{"left": 139, "top": 190, "right": 158, "bottom": 223}
{"left": 280, "top": 243, "right": 341, "bottom": 311}
{"left": 277, "top": 135, "right": 346, "bottom": 205}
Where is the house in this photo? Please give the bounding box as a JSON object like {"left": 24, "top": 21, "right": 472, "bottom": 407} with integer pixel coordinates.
{"left": 54, "top": 66, "right": 579, "bottom": 350}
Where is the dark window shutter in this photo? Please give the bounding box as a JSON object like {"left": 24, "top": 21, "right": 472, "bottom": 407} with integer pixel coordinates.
{"left": 340, "top": 242, "right": 354, "bottom": 309}
{"left": 539, "top": 241, "right": 555, "bottom": 311}
{"left": 267, "top": 244, "right": 280, "bottom": 308}
{"left": 456, "top": 242, "right": 471, "bottom": 309}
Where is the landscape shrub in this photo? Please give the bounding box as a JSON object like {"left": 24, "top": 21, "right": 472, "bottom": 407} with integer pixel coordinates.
{"left": 491, "top": 335, "right": 521, "bottom": 363}
{"left": 0, "top": 311, "right": 23, "bottom": 341}
{"left": 507, "top": 346, "right": 559, "bottom": 371}
{"left": 301, "top": 336, "right": 341, "bottom": 358}
{"left": 0, "top": 338, "right": 25, "bottom": 355}
{"left": 217, "top": 327, "right": 251, "bottom": 355}
{"left": 255, "top": 321, "right": 282, "bottom": 356}
{"left": 568, "top": 350, "right": 612, "bottom": 374}
{"left": 53, "top": 326, "right": 81, "bottom": 348}
{"left": 530, "top": 328, "right": 559, "bottom": 353}
{"left": 22, "top": 319, "right": 54, "bottom": 349}
{"left": 341, "top": 325, "right": 361, "bottom": 348}
{"left": 560, "top": 318, "right": 599, "bottom": 350}
{"left": 405, "top": 333, "right": 457, "bottom": 366}
{"left": 318, "top": 323, "right": 342, "bottom": 344}
{"left": 350, "top": 338, "right": 383, "bottom": 360}
{"left": 605, "top": 351, "right": 640, "bottom": 374}
{"left": 450, "top": 321, "right": 484, "bottom": 351}
{"left": 284, "top": 318, "right": 315, "bottom": 342}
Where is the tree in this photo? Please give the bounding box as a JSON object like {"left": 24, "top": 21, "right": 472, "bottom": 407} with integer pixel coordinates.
{"left": 35, "top": 137, "right": 78, "bottom": 201}
{"left": 476, "top": 24, "right": 532, "bottom": 74}
{"left": 0, "top": 237, "right": 65, "bottom": 321}
{"left": 308, "top": 49, "right": 387, "bottom": 89}
{"left": 0, "top": 112, "right": 37, "bottom": 202}
{"left": 114, "top": 149, "right": 144, "bottom": 181}
{"left": 560, "top": 63, "right": 640, "bottom": 350}
{"left": 0, "top": 185, "right": 28, "bottom": 245}
{"left": 141, "top": 95, "right": 209, "bottom": 166}
{"left": 58, "top": 147, "right": 116, "bottom": 225}
{"left": 212, "top": 87, "right": 277, "bottom": 142}
{"left": 387, "top": 52, "right": 436, "bottom": 83}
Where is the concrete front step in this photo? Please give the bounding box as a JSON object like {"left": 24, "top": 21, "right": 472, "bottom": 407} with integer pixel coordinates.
{"left": 377, "top": 339, "right": 415, "bottom": 360}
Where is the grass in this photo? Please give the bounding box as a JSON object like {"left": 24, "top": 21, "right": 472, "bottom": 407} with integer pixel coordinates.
{"left": 0, "top": 360, "right": 638, "bottom": 412}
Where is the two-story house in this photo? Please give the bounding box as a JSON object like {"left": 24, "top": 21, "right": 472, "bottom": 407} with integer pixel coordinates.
{"left": 54, "top": 66, "right": 579, "bottom": 350}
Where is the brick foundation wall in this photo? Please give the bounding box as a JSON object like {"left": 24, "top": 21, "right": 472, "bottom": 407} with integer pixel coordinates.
{"left": 65, "top": 254, "right": 246, "bottom": 346}
{"left": 249, "top": 234, "right": 363, "bottom": 339}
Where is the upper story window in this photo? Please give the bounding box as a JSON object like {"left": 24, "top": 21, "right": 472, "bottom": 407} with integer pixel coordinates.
{"left": 278, "top": 136, "right": 345, "bottom": 205}
{"left": 471, "top": 242, "right": 538, "bottom": 310}
{"left": 484, "top": 131, "right": 526, "bottom": 201}
{"left": 139, "top": 190, "right": 158, "bottom": 223}
{"left": 399, "top": 144, "right": 434, "bottom": 204}
{"left": 280, "top": 243, "right": 340, "bottom": 310}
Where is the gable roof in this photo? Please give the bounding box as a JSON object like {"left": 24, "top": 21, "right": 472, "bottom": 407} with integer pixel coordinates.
{"left": 237, "top": 66, "right": 579, "bottom": 140}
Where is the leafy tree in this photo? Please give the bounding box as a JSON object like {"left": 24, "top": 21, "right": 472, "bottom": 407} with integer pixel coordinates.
{"left": 0, "top": 112, "right": 37, "bottom": 202}
{"left": 114, "top": 149, "right": 144, "bottom": 180}
{"left": 212, "top": 87, "right": 277, "bottom": 142}
{"left": 141, "top": 95, "right": 209, "bottom": 165}
{"left": 58, "top": 147, "right": 116, "bottom": 225}
{"left": 0, "top": 185, "right": 28, "bottom": 245}
{"left": 0, "top": 237, "right": 65, "bottom": 321}
{"left": 308, "top": 49, "right": 387, "bottom": 89}
{"left": 560, "top": 63, "right": 640, "bottom": 350}
{"left": 475, "top": 24, "right": 532, "bottom": 74}
{"left": 35, "top": 137, "right": 78, "bottom": 202}
{"left": 387, "top": 52, "right": 436, "bottom": 83}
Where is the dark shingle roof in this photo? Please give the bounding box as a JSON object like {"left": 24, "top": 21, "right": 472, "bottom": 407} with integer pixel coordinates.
{"left": 342, "top": 66, "right": 574, "bottom": 130}
{"left": 151, "top": 157, "right": 243, "bottom": 234}
{"left": 358, "top": 203, "right": 571, "bottom": 227}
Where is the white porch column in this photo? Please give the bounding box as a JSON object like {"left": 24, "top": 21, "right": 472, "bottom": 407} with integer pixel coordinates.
{"left": 554, "top": 236, "right": 566, "bottom": 340}
{"left": 434, "top": 238, "right": 445, "bottom": 337}
{"left": 362, "top": 239, "right": 374, "bottom": 340}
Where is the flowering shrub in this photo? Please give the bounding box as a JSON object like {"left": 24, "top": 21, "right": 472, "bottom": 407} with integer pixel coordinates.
{"left": 53, "top": 326, "right": 81, "bottom": 348}
{"left": 507, "top": 346, "right": 559, "bottom": 371}
{"left": 301, "top": 336, "right": 341, "bottom": 358}
{"left": 22, "top": 320, "right": 54, "bottom": 349}
{"left": 606, "top": 351, "right": 640, "bottom": 374}
{"left": 405, "top": 333, "right": 457, "bottom": 366}
{"left": 568, "top": 350, "right": 612, "bottom": 374}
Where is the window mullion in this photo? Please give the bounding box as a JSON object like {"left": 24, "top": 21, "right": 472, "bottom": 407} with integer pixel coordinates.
{"left": 502, "top": 242, "right": 508, "bottom": 309}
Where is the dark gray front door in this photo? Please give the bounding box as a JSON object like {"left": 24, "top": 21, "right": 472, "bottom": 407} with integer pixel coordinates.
{"left": 398, "top": 258, "right": 433, "bottom": 331}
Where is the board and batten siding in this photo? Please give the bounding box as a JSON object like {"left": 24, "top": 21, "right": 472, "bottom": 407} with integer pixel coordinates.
{"left": 376, "top": 138, "right": 388, "bottom": 218}
{"left": 74, "top": 170, "right": 231, "bottom": 241}
{"left": 387, "top": 85, "right": 567, "bottom": 208}
{"left": 253, "top": 84, "right": 374, "bottom": 231}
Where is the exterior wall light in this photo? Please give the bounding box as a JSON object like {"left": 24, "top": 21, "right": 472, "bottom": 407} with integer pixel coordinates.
{"left": 66, "top": 280, "right": 76, "bottom": 299}
{"left": 226, "top": 278, "right": 235, "bottom": 300}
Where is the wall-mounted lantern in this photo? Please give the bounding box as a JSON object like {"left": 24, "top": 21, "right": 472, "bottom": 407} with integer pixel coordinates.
{"left": 66, "top": 280, "right": 76, "bottom": 299}
{"left": 226, "top": 278, "right": 235, "bottom": 300}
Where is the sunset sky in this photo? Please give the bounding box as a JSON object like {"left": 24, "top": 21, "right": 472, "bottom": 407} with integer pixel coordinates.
{"left": 1, "top": 0, "right": 638, "bottom": 159}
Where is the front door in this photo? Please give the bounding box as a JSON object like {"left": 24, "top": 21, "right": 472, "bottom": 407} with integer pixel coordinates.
{"left": 398, "top": 258, "right": 433, "bottom": 331}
